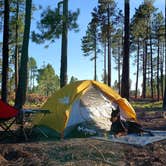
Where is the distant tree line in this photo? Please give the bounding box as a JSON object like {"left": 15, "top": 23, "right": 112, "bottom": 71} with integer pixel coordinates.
{"left": 0, "top": 0, "right": 165, "bottom": 110}
{"left": 81, "top": 0, "right": 166, "bottom": 101}
{"left": 0, "top": 0, "right": 79, "bottom": 108}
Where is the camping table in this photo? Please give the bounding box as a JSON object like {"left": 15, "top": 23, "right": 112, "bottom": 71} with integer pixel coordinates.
{"left": 21, "top": 109, "right": 50, "bottom": 118}
{"left": 20, "top": 109, "right": 50, "bottom": 140}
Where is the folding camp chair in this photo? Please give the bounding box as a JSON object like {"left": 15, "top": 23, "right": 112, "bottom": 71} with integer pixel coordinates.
{"left": 0, "top": 99, "right": 19, "bottom": 137}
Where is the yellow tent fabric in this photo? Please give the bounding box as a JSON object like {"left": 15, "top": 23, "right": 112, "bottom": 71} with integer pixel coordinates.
{"left": 33, "top": 80, "right": 136, "bottom": 135}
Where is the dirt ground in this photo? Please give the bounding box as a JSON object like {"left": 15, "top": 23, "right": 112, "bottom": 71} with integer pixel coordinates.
{"left": 0, "top": 106, "right": 166, "bottom": 166}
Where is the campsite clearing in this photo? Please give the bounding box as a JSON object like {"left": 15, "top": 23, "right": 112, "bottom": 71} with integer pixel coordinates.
{"left": 0, "top": 102, "right": 166, "bottom": 166}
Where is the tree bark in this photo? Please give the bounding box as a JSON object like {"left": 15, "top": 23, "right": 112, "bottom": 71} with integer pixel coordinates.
{"left": 60, "top": 0, "right": 68, "bottom": 88}
{"left": 15, "top": 0, "right": 32, "bottom": 109}
{"left": 121, "top": 0, "right": 130, "bottom": 100}
{"left": 15, "top": 0, "right": 19, "bottom": 94}
{"left": 160, "top": 44, "right": 164, "bottom": 99}
{"left": 107, "top": 4, "right": 111, "bottom": 86}
{"left": 118, "top": 40, "right": 121, "bottom": 94}
{"left": 135, "top": 40, "right": 140, "bottom": 99}
{"left": 163, "top": 1, "right": 166, "bottom": 108}
{"left": 157, "top": 38, "right": 160, "bottom": 101}
{"left": 104, "top": 42, "right": 107, "bottom": 84}
{"left": 1, "top": 0, "right": 9, "bottom": 102}
{"left": 142, "top": 41, "right": 147, "bottom": 98}
{"left": 150, "top": 33, "right": 154, "bottom": 98}
{"left": 94, "top": 36, "right": 97, "bottom": 81}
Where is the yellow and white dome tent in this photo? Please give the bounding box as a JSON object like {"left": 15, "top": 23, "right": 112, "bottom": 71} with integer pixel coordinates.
{"left": 32, "top": 80, "right": 137, "bottom": 137}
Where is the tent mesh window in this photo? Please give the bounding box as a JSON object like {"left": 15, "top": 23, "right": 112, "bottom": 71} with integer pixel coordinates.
{"left": 78, "top": 86, "right": 114, "bottom": 133}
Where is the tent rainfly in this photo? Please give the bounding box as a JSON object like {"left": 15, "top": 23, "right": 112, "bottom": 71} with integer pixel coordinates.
{"left": 32, "top": 80, "right": 137, "bottom": 137}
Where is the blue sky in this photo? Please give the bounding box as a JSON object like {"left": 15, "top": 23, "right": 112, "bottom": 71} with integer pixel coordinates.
{"left": 30, "top": 0, "right": 99, "bottom": 81}
{"left": 1, "top": 0, "right": 165, "bottom": 89}
{"left": 30, "top": 0, "right": 165, "bottom": 89}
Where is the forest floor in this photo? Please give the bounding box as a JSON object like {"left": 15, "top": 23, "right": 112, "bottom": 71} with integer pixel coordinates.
{"left": 0, "top": 100, "right": 166, "bottom": 166}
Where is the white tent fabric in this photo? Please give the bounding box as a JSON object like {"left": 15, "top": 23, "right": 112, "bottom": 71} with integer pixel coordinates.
{"left": 66, "top": 86, "right": 117, "bottom": 132}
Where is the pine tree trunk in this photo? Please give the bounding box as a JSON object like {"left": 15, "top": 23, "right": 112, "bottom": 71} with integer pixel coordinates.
{"left": 15, "top": 0, "right": 19, "bottom": 94}
{"left": 150, "top": 33, "right": 154, "bottom": 98}
{"left": 60, "top": 0, "right": 68, "bottom": 88}
{"left": 163, "top": 1, "right": 166, "bottom": 109}
{"left": 157, "top": 38, "right": 160, "bottom": 101}
{"left": 118, "top": 40, "right": 121, "bottom": 94}
{"left": 15, "top": 0, "right": 32, "bottom": 109}
{"left": 135, "top": 40, "right": 140, "bottom": 99}
{"left": 107, "top": 4, "right": 111, "bottom": 86}
{"left": 160, "top": 44, "right": 164, "bottom": 99}
{"left": 104, "top": 42, "right": 107, "bottom": 84}
{"left": 121, "top": 0, "right": 130, "bottom": 100}
{"left": 94, "top": 37, "right": 97, "bottom": 81}
{"left": 142, "top": 41, "right": 147, "bottom": 98}
{"left": 144, "top": 42, "right": 147, "bottom": 98}
{"left": 1, "top": 0, "right": 9, "bottom": 102}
